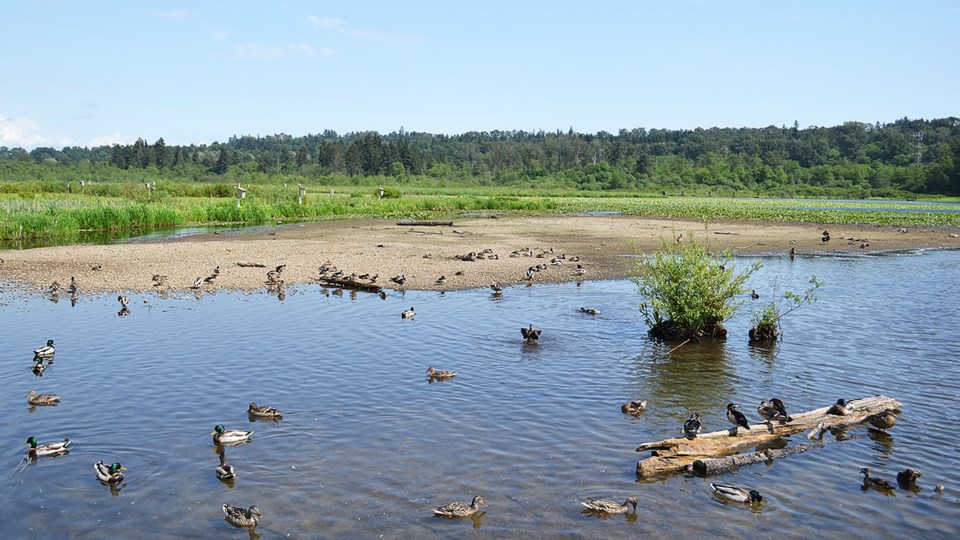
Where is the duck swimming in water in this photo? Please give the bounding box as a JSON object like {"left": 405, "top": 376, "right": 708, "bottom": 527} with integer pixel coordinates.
{"left": 25, "top": 390, "right": 60, "bottom": 406}
{"left": 521, "top": 324, "right": 542, "bottom": 343}
{"left": 710, "top": 483, "right": 763, "bottom": 504}
{"left": 401, "top": 307, "right": 415, "bottom": 319}
{"left": 863, "top": 409, "right": 898, "bottom": 431}
{"left": 581, "top": 497, "right": 638, "bottom": 515}
{"left": 33, "top": 339, "right": 55, "bottom": 359}
{"left": 211, "top": 425, "right": 253, "bottom": 446}
{"left": 222, "top": 504, "right": 261, "bottom": 528}
{"left": 426, "top": 366, "right": 456, "bottom": 381}
{"left": 860, "top": 468, "right": 895, "bottom": 490}
{"left": 248, "top": 402, "right": 282, "bottom": 418}
{"left": 24, "top": 436, "right": 71, "bottom": 458}
{"left": 94, "top": 461, "right": 126, "bottom": 483}
{"left": 432, "top": 495, "right": 486, "bottom": 518}
{"left": 620, "top": 400, "right": 647, "bottom": 415}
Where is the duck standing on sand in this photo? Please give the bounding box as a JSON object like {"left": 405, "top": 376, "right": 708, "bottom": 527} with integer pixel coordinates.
{"left": 432, "top": 495, "right": 486, "bottom": 518}
{"left": 726, "top": 403, "right": 751, "bottom": 433}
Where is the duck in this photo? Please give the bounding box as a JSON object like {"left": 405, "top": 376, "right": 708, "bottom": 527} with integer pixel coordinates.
{"left": 390, "top": 274, "right": 406, "bottom": 286}
{"left": 117, "top": 295, "right": 131, "bottom": 308}
{"left": 581, "top": 497, "right": 638, "bottom": 514}
{"left": 860, "top": 468, "right": 895, "bottom": 490}
{"left": 574, "top": 264, "right": 586, "bottom": 276}
{"left": 827, "top": 398, "right": 851, "bottom": 416}
{"left": 521, "top": 324, "right": 542, "bottom": 343}
{"left": 683, "top": 413, "right": 702, "bottom": 438}
{"left": 432, "top": 495, "right": 486, "bottom": 518}
{"left": 710, "top": 483, "right": 763, "bottom": 504}
{"left": 578, "top": 307, "right": 600, "bottom": 315}
{"left": 821, "top": 230, "right": 831, "bottom": 243}
{"left": 750, "top": 289, "right": 760, "bottom": 300}
{"left": 94, "top": 461, "right": 126, "bottom": 483}
{"left": 191, "top": 277, "right": 203, "bottom": 289}
{"left": 490, "top": 281, "right": 504, "bottom": 293}
{"left": 222, "top": 504, "right": 262, "bottom": 528}
{"left": 757, "top": 398, "right": 792, "bottom": 424}
{"left": 33, "top": 339, "right": 56, "bottom": 359}
{"left": 401, "top": 307, "right": 415, "bottom": 319}
{"left": 726, "top": 403, "right": 751, "bottom": 432}
{"left": 211, "top": 425, "right": 253, "bottom": 446}
{"left": 216, "top": 447, "right": 236, "bottom": 481}
{"left": 248, "top": 402, "right": 282, "bottom": 418}
{"left": 435, "top": 275, "right": 446, "bottom": 285}
{"left": 620, "top": 400, "right": 647, "bottom": 415}
{"left": 789, "top": 247, "right": 796, "bottom": 260}
{"left": 897, "top": 468, "right": 922, "bottom": 489}
{"left": 426, "top": 367, "right": 456, "bottom": 380}
{"left": 24, "top": 436, "right": 71, "bottom": 458}
{"left": 25, "top": 390, "right": 60, "bottom": 406}
{"left": 67, "top": 276, "right": 78, "bottom": 294}
{"left": 863, "top": 409, "right": 898, "bottom": 431}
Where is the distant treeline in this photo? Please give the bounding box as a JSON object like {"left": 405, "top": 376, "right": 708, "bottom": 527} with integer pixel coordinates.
{"left": 2, "top": 117, "right": 959, "bottom": 196}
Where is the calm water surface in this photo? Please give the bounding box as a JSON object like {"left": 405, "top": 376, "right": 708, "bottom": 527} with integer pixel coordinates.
{"left": 1, "top": 250, "right": 959, "bottom": 538}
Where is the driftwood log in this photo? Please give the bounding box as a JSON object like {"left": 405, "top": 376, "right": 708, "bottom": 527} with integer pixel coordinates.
{"left": 317, "top": 277, "right": 383, "bottom": 293}
{"left": 396, "top": 220, "right": 454, "bottom": 227}
{"left": 635, "top": 395, "right": 901, "bottom": 479}
{"left": 690, "top": 444, "right": 815, "bottom": 476}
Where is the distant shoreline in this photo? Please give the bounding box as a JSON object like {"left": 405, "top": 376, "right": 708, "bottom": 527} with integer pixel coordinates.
{"left": 1, "top": 215, "right": 958, "bottom": 297}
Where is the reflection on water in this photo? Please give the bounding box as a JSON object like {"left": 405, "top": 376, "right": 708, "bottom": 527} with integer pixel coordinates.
{"left": 1, "top": 249, "right": 959, "bottom": 538}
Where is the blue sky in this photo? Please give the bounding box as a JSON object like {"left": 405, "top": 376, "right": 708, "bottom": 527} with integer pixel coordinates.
{"left": 1, "top": 1, "right": 957, "bottom": 149}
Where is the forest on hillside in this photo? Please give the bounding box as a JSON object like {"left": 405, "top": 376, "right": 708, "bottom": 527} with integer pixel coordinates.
{"left": 2, "top": 117, "right": 959, "bottom": 197}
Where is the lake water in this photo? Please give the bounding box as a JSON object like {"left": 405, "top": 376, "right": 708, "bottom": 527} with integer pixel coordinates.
{"left": 1, "top": 249, "right": 959, "bottom": 538}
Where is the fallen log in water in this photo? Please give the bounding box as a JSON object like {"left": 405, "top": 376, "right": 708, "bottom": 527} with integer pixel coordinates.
{"left": 317, "top": 277, "right": 383, "bottom": 293}
{"left": 635, "top": 395, "right": 901, "bottom": 479}
{"left": 397, "top": 220, "right": 454, "bottom": 227}
{"left": 690, "top": 444, "right": 815, "bottom": 476}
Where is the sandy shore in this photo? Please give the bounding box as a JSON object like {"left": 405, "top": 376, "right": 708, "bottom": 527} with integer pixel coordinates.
{"left": 1, "top": 215, "right": 958, "bottom": 297}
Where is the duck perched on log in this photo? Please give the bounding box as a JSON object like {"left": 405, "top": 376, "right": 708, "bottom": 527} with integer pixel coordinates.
{"left": 860, "top": 468, "right": 895, "bottom": 490}
{"left": 757, "top": 398, "right": 793, "bottom": 424}
{"left": 683, "top": 413, "right": 702, "bottom": 439}
{"left": 581, "top": 497, "right": 638, "bottom": 515}
{"left": 521, "top": 324, "right": 542, "bottom": 343}
{"left": 726, "top": 403, "right": 751, "bottom": 433}
{"left": 222, "top": 504, "right": 261, "bottom": 528}
{"left": 863, "top": 409, "right": 898, "bottom": 431}
{"left": 94, "top": 461, "right": 126, "bottom": 484}
{"left": 432, "top": 495, "right": 486, "bottom": 518}
{"left": 248, "top": 402, "right": 282, "bottom": 419}
{"left": 710, "top": 483, "right": 763, "bottom": 504}
{"left": 620, "top": 400, "right": 647, "bottom": 415}
{"left": 24, "top": 436, "right": 71, "bottom": 458}
{"left": 827, "top": 398, "right": 851, "bottom": 416}
{"left": 25, "top": 390, "right": 60, "bottom": 406}
{"left": 211, "top": 425, "right": 253, "bottom": 446}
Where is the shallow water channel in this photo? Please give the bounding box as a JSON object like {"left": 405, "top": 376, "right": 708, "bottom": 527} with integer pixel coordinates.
{"left": 1, "top": 249, "right": 958, "bottom": 538}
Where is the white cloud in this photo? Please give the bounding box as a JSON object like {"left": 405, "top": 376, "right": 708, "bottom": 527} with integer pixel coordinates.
{"left": 307, "top": 16, "right": 343, "bottom": 30}
{"left": 212, "top": 29, "right": 233, "bottom": 41}
{"left": 233, "top": 42, "right": 321, "bottom": 60}
{"left": 0, "top": 114, "right": 49, "bottom": 148}
{"left": 307, "top": 15, "right": 424, "bottom": 44}
{"left": 88, "top": 133, "right": 136, "bottom": 147}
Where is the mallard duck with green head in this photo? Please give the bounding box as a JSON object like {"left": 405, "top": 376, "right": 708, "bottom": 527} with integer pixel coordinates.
{"left": 581, "top": 497, "right": 638, "bottom": 514}
{"left": 211, "top": 425, "right": 253, "bottom": 446}
{"left": 222, "top": 504, "right": 261, "bottom": 528}
{"left": 25, "top": 390, "right": 60, "bottom": 406}
{"left": 24, "top": 436, "right": 71, "bottom": 458}
{"left": 827, "top": 398, "right": 851, "bottom": 416}
{"left": 94, "top": 461, "right": 126, "bottom": 483}
{"left": 33, "top": 339, "right": 55, "bottom": 359}
{"left": 432, "top": 495, "right": 486, "bottom": 518}
{"left": 248, "top": 402, "right": 282, "bottom": 419}
{"left": 710, "top": 483, "right": 763, "bottom": 504}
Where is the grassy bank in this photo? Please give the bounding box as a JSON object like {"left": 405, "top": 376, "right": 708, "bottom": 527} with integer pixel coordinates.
{"left": 1, "top": 182, "right": 959, "bottom": 242}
